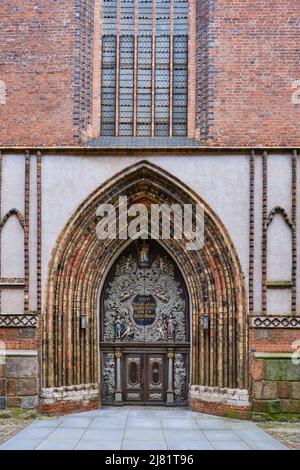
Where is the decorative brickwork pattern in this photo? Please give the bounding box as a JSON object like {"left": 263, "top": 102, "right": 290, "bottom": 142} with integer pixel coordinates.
{"left": 291, "top": 150, "right": 297, "bottom": 313}
{"left": 43, "top": 161, "right": 248, "bottom": 406}
{"left": 195, "top": 0, "right": 215, "bottom": 141}
{"left": 0, "top": 209, "right": 25, "bottom": 230}
{"left": 261, "top": 151, "right": 268, "bottom": 313}
{"left": 249, "top": 150, "right": 255, "bottom": 314}
{"left": 36, "top": 153, "right": 42, "bottom": 317}
{"left": 24, "top": 152, "right": 30, "bottom": 314}
{"left": 0, "top": 314, "right": 38, "bottom": 328}
{"left": 251, "top": 316, "right": 300, "bottom": 329}
{"left": 74, "top": 0, "right": 95, "bottom": 142}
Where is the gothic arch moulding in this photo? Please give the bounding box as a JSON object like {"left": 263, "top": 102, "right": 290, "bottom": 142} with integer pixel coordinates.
{"left": 42, "top": 161, "right": 248, "bottom": 413}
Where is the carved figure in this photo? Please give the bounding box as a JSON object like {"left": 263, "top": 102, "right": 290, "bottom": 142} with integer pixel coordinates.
{"left": 167, "top": 317, "right": 176, "bottom": 339}
{"left": 139, "top": 241, "right": 150, "bottom": 266}
{"left": 122, "top": 320, "right": 134, "bottom": 340}
{"left": 114, "top": 315, "right": 123, "bottom": 340}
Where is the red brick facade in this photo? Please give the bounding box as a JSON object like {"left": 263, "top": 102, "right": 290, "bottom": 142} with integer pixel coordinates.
{"left": 0, "top": 0, "right": 299, "bottom": 147}
{"left": 0, "top": 1, "right": 75, "bottom": 147}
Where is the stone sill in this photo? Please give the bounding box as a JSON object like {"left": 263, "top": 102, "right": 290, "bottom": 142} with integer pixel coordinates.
{"left": 254, "top": 352, "right": 295, "bottom": 359}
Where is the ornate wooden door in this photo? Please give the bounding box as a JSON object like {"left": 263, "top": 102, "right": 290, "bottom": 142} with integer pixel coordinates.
{"left": 124, "top": 353, "right": 166, "bottom": 403}
{"left": 100, "top": 241, "right": 189, "bottom": 405}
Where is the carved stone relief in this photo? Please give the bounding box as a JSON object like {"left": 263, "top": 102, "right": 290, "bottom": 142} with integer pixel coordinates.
{"left": 103, "top": 249, "right": 187, "bottom": 343}
{"left": 102, "top": 353, "right": 115, "bottom": 400}
{"left": 174, "top": 353, "right": 187, "bottom": 402}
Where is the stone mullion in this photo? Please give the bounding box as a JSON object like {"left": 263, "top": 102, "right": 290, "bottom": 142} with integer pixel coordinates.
{"left": 133, "top": 0, "right": 138, "bottom": 136}
{"left": 169, "top": 0, "right": 174, "bottom": 137}
{"left": 151, "top": 0, "right": 156, "bottom": 136}
{"left": 187, "top": 0, "right": 196, "bottom": 138}
{"left": 115, "top": 0, "right": 121, "bottom": 136}
{"left": 291, "top": 150, "right": 297, "bottom": 313}
{"left": 92, "top": 0, "right": 102, "bottom": 138}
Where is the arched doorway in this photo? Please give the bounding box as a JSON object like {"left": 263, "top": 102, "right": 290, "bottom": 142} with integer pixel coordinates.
{"left": 41, "top": 161, "right": 248, "bottom": 415}
{"left": 100, "top": 241, "right": 190, "bottom": 405}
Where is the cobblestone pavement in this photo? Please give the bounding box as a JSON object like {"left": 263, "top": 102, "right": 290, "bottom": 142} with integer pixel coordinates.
{"left": 0, "top": 407, "right": 289, "bottom": 450}
{"left": 0, "top": 418, "right": 32, "bottom": 446}
{"left": 258, "top": 422, "right": 300, "bottom": 450}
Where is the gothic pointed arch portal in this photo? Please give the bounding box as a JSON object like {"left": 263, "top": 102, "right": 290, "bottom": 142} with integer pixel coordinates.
{"left": 42, "top": 161, "right": 248, "bottom": 415}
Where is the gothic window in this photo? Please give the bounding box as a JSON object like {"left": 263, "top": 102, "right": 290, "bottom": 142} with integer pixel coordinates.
{"left": 99, "top": 0, "right": 190, "bottom": 137}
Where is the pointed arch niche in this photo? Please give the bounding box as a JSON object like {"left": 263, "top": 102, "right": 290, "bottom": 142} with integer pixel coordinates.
{"left": 41, "top": 161, "right": 248, "bottom": 415}
{"left": 266, "top": 206, "right": 295, "bottom": 314}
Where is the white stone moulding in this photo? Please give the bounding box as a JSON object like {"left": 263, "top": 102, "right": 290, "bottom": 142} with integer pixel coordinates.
{"left": 189, "top": 385, "right": 250, "bottom": 408}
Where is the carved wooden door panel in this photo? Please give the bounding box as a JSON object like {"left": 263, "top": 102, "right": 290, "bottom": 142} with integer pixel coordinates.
{"left": 145, "top": 354, "right": 165, "bottom": 403}
{"left": 124, "top": 353, "right": 166, "bottom": 403}
{"left": 124, "top": 354, "right": 143, "bottom": 402}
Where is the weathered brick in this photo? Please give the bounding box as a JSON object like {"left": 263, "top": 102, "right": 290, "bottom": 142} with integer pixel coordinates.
{"left": 0, "top": 378, "right": 5, "bottom": 396}
{"left": 16, "top": 379, "right": 38, "bottom": 397}
{"left": 252, "top": 381, "right": 263, "bottom": 399}
{"left": 291, "top": 382, "right": 300, "bottom": 400}
{"left": 21, "top": 396, "right": 39, "bottom": 410}
{"left": 264, "top": 360, "right": 300, "bottom": 382}
{"left": 250, "top": 359, "right": 264, "bottom": 381}
{"left": 6, "top": 357, "right": 38, "bottom": 379}
{"left": 288, "top": 400, "right": 300, "bottom": 414}
{"left": 0, "top": 0, "right": 299, "bottom": 147}
{"left": 262, "top": 382, "right": 277, "bottom": 400}
{"left": 7, "top": 379, "right": 16, "bottom": 396}
{"left": 278, "top": 382, "right": 291, "bottom": 399}
{"left": 280, "top": 399, "right": 290, "bottom": 413}
{"left": 0, "top": 397, "right": 6, "bottom": 409}
{"left": 7, "top": 396, "right": 21, "bottom": 408}
{"left": 251, "top": 400, "right": 268, "bottom": 413}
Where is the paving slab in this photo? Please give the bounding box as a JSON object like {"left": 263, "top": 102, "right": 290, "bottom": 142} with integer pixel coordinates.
{"left": 0, "top": 406, "right": 288, "bottom": 451}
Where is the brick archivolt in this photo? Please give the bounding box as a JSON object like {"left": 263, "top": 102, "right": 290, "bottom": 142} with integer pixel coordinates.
{"left": 43, "top": 161, "right": 248, "bottom": 391}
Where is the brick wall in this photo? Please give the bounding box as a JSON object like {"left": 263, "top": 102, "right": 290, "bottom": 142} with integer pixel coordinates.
{"left": 210, "top": 0, "right": 300, "bottom": 146}
{"left": 0, "top": 1, "right": 300, "bottom": 147}
{"left": 0, "top": 1, "right": 75, "bottom": 147}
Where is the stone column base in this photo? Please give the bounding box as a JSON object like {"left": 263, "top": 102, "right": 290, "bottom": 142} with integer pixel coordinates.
{"left": 189, "top": 385, "right": 250, "bottom": 419}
